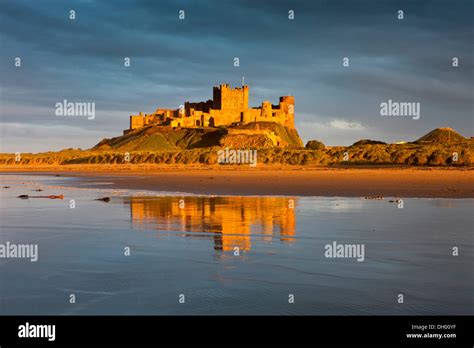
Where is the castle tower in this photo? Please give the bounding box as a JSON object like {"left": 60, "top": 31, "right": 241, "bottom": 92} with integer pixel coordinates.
{"left": 213, "top": 84, "right": 249, "bottom": 111}
{"left": 261, "top": 101, "right": 272, "bottom": 119}
{"left": 279, "top": 96, "right": 294, "bottom": 113}
{"left": 279, "top": 96, "right": 295, "bottom": 128}
{"left": 242, "top": 85, "right": 249, "bottom": 110}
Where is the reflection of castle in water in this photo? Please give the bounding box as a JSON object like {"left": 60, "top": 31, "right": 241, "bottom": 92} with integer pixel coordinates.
{"left": 127, "top": 196, "right": 297, "bottom": 251}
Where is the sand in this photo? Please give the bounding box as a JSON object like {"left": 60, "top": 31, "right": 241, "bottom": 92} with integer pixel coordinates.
{"left": 1, "top": 165, "right": 473, "bottom": 198}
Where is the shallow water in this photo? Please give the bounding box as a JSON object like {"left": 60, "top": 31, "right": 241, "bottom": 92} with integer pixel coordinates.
{"left": 0, "top": 174, "right": 473, "bottom": 315}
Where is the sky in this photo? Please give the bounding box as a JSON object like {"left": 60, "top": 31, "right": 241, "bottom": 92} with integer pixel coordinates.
{"left": 0, "top": 0, "right": 472, "bottom": 153}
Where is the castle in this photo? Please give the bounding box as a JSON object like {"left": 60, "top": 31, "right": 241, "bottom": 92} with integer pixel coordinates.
{"left": 126, "top": 84, "right": 295, "bottom": 133}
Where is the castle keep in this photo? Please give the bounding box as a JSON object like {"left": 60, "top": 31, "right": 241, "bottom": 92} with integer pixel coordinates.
{"left": 127, "top": 84, "right": 295, "bottom": 133}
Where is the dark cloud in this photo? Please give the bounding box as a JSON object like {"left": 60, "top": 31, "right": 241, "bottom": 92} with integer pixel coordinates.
{"left": 0, "top": 0, "right": 472, "bottom": 152}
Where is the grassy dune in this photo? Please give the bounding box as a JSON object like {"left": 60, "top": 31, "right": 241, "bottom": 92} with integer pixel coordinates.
{"left": 2, "top": 127, "right": 470, "bottom": 167}
{"left": 1, "top": 142, "right": 471, "bottom": 167}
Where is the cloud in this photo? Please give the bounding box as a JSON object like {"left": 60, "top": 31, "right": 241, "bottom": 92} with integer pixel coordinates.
{"left": 297, "top": 114, "right": 366, "bottom": 131}
{"left": 296, "top": 115, "right": 367, "bottom": 145}
{"left": 0, "top": 122, "right": 113, "bottom": 153}
{"left": 0, "top": 0, "right": 472, "bottom": 152}
{"left": 328, "top": 119, "right": 364, "bottom": 130}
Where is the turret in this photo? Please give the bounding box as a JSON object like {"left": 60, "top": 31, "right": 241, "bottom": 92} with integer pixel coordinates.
{"left": 261, "top": 101, "right": 272, "bottom": 118}
{"left": 279, "top": 96, "right": 295, "bottom": 128}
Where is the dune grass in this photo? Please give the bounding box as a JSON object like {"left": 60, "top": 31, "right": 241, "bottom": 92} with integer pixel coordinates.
{"left": 1, "top": 142, "right": 471, "bottom": 167}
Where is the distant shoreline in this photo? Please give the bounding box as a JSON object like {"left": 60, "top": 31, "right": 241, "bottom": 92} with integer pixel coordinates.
{"left": 1, "top": 165, "right": 473, "bottom": 198}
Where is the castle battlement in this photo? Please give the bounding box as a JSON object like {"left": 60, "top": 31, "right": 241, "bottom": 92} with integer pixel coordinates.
{"left": 126, "top": 84, "right": 295, "bottom": 133}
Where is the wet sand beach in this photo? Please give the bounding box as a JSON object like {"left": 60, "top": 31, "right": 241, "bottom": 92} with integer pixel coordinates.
{"left": 1, "top": 165, "right": 473, "bottom": 197}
